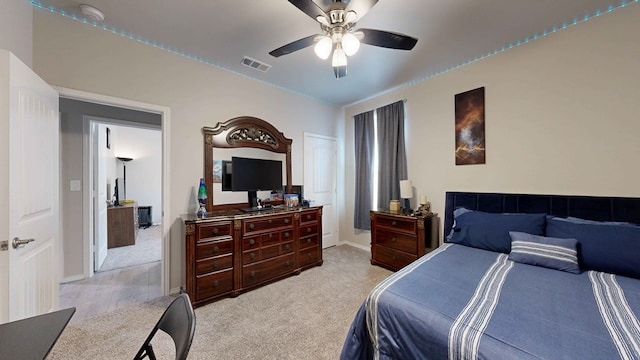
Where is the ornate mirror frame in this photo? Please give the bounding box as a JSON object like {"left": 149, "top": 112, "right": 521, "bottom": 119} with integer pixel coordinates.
{"left": 203, "top": 116, "right": 293, "bottom": 211}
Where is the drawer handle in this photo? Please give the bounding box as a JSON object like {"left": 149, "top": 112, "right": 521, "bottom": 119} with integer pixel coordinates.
{"left": 250, "top": 271, "right": 256, "bottom": 279}
{"left": 306, "top": 214, "right": 311, "bottom": 220}
{"left": 268, "top": 233, "right": 273, "bottom": 238}
{"left": 284, "top": 244, "right": 290, "bottom": 250}
{"left": 307, "top": 227, "right": 312, "bottom": 233}
{"left": 392, "top": 256, "right": 397, "bottom": 260}
{"left": 213, "top": 280, "right": 219, "bottom": 287}
{"left": 250, "top": 252, "right": 256, "bottom": 259}
{"left": 284, "top": 232, "right": 290, "bottom": 238}
{"left": 212, "top": 228, "right": 219, "bottom": 235}
{"left": 391, "top": 221, "right": 397, "bottom": 226}
{"left": 284, "top": 219, "right": 290, "bottom": 224}
{"left": 213, "top": 245, "right": 219, "bottom": 253}
{"left": 249, "top": 224, "right": 255, "bottom": 230}
{"left": 211, "top": 261, "right": 217, "bottom": 270}
{"left": 268, "top": 219, "right": 273, "bottom": 224}
{"left": 285, "top": 260, "right": 291, "bottom": 267}
{"left": 249, "top": 239, "right": 255, "bottom": 246}
{"left": 307, "top": 239, "right": 312, "bottom": 244}
{"left": 307, "top": 253, "right": 312, "bottom": 258}
{"left": 392, "top": 237, "right": 397, "bottom": 243}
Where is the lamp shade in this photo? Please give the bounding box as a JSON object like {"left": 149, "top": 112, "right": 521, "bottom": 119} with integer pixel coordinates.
{"left": 342, "top": 33, "right": 360, "bottom": 56}
{"left": 332, "top": 45, "right": 347, "bottom": 67}
{"left": 314, "top": 36, "right": 332, "bottom": 60}
{"left": 400, "top": 180, "right": 412, "bottom": 199}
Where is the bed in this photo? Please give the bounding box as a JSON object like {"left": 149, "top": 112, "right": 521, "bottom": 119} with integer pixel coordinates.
{"left": 341, "top": 192, "right": 640, "bottom": 360}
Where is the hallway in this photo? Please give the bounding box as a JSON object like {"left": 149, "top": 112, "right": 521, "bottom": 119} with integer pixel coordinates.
{"left": 60, "top": 261, "right": 161, "bottom": 323}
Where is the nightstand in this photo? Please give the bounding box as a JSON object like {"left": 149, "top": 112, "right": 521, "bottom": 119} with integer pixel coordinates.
{"left": 370, "top": 210, "right": 438, "bottom": 271}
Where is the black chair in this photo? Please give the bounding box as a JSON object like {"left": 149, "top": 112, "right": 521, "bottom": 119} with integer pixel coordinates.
{"left": 134, "top": 294, "right": 196, "bottom": 360}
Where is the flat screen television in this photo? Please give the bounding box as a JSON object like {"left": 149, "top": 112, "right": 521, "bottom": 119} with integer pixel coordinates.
{"left": 231, "top": 156, "right": 282, "bottom": 209}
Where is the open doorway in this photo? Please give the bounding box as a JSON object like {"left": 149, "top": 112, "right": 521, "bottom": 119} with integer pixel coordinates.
{"left": 57, "top": 94, "right": 169, "bottom": 322}
{"left": 91, "top": 121, "right": 162, "bottom": 273}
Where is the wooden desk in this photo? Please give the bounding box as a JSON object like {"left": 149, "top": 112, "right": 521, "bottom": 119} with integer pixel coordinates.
{"left": 108, "top": 202, "right": 138, "bottom": 248}
{"left": 0, "top": 307, "right": 75, "bottom": 359}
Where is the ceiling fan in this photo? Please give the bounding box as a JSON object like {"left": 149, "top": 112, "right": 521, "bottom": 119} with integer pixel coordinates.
{"left": 269, "top": 0, "right": 418, "bottom": 78}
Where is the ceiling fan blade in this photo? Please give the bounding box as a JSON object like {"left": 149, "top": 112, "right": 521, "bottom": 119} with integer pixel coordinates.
{"left": 358, "top": 28, "right": 418, "bottom": 50}
{"left": 288, "top": 0, "right": 329, "bottom": 22}
{"left": 345, "top": 0, "right": 379, "bottom": 21}
{"left": 269, "top": 35, "right": 318, "bottom": 58}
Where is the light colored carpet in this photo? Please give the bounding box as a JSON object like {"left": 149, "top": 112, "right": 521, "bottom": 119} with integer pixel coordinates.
{"left": 99, "top": 225, "right": 161, "bottom": 272}
{"left": 49, "top": 245, "right": 392, "bottom": 359}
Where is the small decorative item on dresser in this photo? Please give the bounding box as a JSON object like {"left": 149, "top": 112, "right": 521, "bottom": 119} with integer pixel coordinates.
{"left": 196, "top": 178, "right": 208, "bottom": 218}
{"left": 389, "top": 200, "right": 401, "bottom": 213}
{"left": 370, "top": 210, "right": 438, "bottom": 271}
{"left": 417, "top": 195, "right": 433, "bottom": 216}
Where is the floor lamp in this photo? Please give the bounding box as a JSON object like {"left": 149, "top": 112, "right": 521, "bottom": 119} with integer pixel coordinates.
{"left": 117, "top": 157, "right": 133, "bottom": 200}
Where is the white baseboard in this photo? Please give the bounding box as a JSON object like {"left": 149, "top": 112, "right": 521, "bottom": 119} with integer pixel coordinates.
{"left": 338, "top": 241, "right": 371, "bottom": 253}
{"left": 60, "top": 274, "right": 85, "bottom": 284}
{"left": 170, "top": 286, "right": 182, "bottom": 295}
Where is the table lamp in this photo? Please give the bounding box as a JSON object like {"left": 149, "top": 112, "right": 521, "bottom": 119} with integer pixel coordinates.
{"left": 400, "top": 180, "right": 413, "bottom": 214}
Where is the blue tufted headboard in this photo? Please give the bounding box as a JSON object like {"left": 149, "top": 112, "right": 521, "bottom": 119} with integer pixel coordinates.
{"left": 443, "top": 191, "right": 640, "bottom": 237}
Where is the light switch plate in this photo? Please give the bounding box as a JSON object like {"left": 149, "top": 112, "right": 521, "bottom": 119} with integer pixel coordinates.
{"left": 70, "top": 180, "right": 81, "bottom": 192}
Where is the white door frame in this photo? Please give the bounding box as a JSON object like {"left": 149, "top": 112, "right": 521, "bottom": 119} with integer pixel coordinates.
{"left": 56, "top": 87, "right": 171, "bottom": 296}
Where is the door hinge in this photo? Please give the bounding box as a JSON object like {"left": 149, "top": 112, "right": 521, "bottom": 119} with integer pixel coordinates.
{"left": 0, "top": 240, "right": 8, "bottom": 251}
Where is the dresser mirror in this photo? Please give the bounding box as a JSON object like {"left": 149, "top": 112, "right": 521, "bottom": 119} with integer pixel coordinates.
{"left": 203, "top": 116, "right": 292, "bottom": 211}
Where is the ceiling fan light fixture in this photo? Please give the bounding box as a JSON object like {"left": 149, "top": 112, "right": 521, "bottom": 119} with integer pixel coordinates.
{"left": 342, "top": 32, "right": 360, "bottom": 56}
{"left": 344, "top": 11, "right": 357, "bottom": 24}
{"left": 332, "top": 45, "right": 348, "bottom": 67}
{"left": 314, "top": 36, "right": 333, "bottom": 60}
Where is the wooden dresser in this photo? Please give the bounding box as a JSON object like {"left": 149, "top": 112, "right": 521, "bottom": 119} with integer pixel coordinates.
{"left": 107, "top": 202, "right": 138, "bottom": 248}
{"left": 370, "top": 210, "right": 438, "bottom": 271}
{"left": 184, "top": 206, "right": 323, "bottom": 307}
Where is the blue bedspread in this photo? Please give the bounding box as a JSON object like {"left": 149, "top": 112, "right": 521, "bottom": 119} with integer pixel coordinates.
{"left": 340, "top": 244, "right": 640, "bottom": 360}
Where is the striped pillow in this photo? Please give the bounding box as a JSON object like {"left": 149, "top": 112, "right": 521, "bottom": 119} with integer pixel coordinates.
{"left": 508, "top": 231, "right": 581, "bottom": 274}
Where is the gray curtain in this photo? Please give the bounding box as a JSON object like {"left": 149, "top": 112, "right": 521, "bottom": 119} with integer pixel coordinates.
{"left": 376, "top": 101, "right": 408, "bottom": 210}
{"left": 353, "top": 110, "right": 375, "bottom": 230}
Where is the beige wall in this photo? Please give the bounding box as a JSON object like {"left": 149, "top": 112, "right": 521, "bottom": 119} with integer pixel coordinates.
{"left": 0, "top": 0, "right": 33, "bottom": 67}
{"left": 342, "top": 5, "right": 640, "bottom": 248}
{"left": 33, "top": 12, "right": 341, "bottom": 290}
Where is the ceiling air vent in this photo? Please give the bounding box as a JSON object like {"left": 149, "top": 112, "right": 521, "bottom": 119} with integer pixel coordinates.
{"left": 241, "top": 56, "right": 271, "bottom": 73}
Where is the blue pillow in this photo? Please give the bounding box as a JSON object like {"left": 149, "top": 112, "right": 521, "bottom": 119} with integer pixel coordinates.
{"left": 546, "top": 216, "right": 640, "bottom": 279}
{"left": 508, "top": 232, "right": 580, "bottom": 274}
{"left": 446, "top": 209, "right": 546, "bottom": 253}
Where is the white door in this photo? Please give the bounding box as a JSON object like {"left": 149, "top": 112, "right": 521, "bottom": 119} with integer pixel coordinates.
{"left": 0, "top": 51, "right": 60, "bottom": 322}
{"left": 93, "top": 123, "right": 108, "bottom": 271}
{"left": 303, "top": 133, "right": 338, "bottom": 248}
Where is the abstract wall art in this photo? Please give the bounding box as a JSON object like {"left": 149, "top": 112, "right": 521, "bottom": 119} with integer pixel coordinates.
{"left": 454, "top": 86, "right": 486, "bottom": 165}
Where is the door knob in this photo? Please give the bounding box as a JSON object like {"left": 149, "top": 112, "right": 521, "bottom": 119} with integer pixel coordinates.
{"left": 12, "top": 237, "right": 35, "bottom": 249}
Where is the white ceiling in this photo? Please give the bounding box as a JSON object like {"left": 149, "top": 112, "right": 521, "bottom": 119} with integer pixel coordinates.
{"left": 33, "top": 0, "right": 625, "bottom": 106}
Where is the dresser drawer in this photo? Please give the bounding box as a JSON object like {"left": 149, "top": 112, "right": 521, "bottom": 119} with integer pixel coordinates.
{"left": 196, "top": 253, "right": 233, "bottom": 275}
{"left": 196, "top": 238, "right": 233, "bottom": 260}
{"left": 242, "top": 241, "right": 295, "bottom": 265}
{"left": 299, "top": 223, "right": 318, "bottom": 237}
{"left": 299, "top": 246, "right": 320, "bottom": 268}
{"left": 376, "top": 215, "right": 416, "bottom": 234}
{"left": 243, "top": 253, "right": 295, "bottom": 288}
{"left": 198, "top": 221, "right": 233, "bottom": 239}
{"left": 373, "top": 244, "right": 417, "bottom": 270}
{"left": 299, "top": 234, "right": 319, "bottom": 250}
{"left": 242, "top": 214, "right": 294, "bottom": 236}
{"left": 300, "top": 210, "right": 319, "bottom": 224}
{"left": 196, "top": 268, "right": 233, "bottom": 301}
{"left": 375, "top": 229, "right": 417, "bottom": 254}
